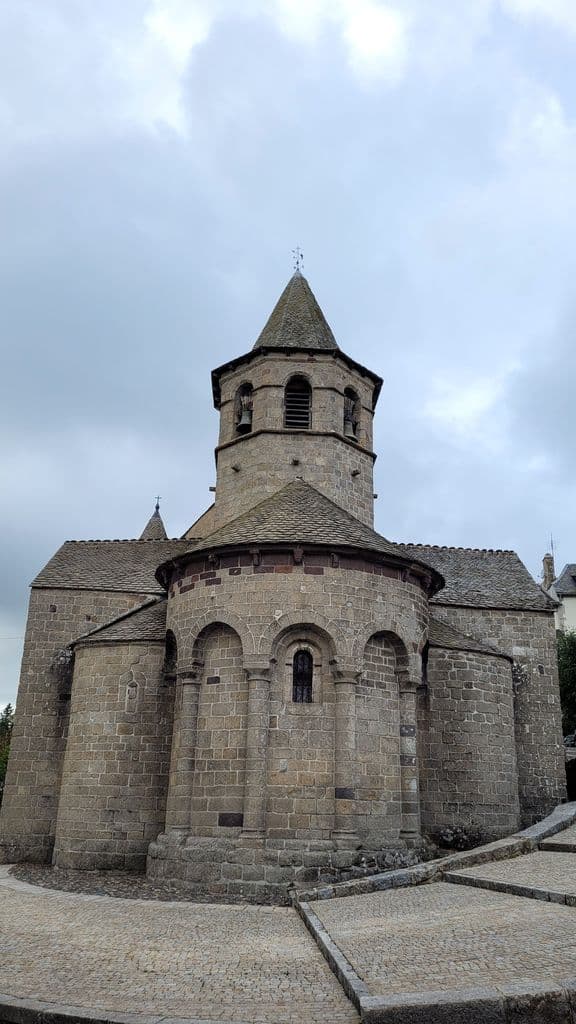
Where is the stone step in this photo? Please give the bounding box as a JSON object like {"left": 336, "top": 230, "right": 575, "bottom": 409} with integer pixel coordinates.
{"left": 443, "top": 850, "right": 576, "bottom": 906}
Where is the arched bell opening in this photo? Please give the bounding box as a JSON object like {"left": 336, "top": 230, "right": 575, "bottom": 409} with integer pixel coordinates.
{"left": 284, "top": 375, "right": 312, "bottom": 430}
{"left": 343, "top": 387, "right": 360, "bottom": 440}
{"left": 234, "top": 382, "right": 254, "bottom": 435}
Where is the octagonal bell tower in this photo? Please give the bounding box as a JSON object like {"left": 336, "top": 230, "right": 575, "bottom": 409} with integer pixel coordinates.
{"left": 209, "top": 272, "right": 382, "bottom": 530}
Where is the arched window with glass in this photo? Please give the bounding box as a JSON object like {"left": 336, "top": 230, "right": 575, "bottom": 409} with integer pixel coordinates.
{"left": 292, "top": 649, "right": 313, "bottom": 703}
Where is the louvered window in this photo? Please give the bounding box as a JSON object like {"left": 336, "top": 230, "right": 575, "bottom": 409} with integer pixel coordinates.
{"left": 292, "top": 649, "right": 313, "bottom": 703}
{"left": 284, "top": 376, "right": 311, "bottom": 429}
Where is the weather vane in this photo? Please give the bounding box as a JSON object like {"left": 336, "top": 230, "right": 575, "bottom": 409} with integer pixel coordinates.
{"left": 292, "top": 246, "right": 304, "bottom": 272}
{"left": 155, "top": 495, "right": 161, "bottom": 512}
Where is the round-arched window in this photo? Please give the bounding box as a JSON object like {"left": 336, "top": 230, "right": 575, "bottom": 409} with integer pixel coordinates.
{"left": 292, "top": 649, "right": 313, "bottom": 703}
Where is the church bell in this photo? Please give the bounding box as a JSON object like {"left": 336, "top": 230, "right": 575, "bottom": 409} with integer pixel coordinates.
{"left": 237, "top": 395, "right": 253, "bottom": 433}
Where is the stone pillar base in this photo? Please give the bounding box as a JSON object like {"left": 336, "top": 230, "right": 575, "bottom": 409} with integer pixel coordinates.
{"left": 146, "top": 832, "right": 422, "bottom": 900}
{"left": 147, "top": 833, "right": 357, "bottom": 900}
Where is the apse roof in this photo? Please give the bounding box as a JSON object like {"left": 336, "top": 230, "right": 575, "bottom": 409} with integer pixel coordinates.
{"left": 156, "top": 480, "right": 443, "bottom": 589}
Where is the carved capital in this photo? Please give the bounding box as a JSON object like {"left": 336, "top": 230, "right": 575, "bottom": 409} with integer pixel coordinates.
{"left": 244, "top": 663, "right": 272, "bottom": 682}
{"left": 177, "top": 659, "right": 204, "bottom": 682}
{"left": 332, "top": 668, "right": 362, "bottom": 686}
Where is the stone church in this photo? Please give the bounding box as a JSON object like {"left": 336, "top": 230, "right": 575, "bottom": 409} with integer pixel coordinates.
{"left": 0, "top": 272, "right": 566, "bottom": 895}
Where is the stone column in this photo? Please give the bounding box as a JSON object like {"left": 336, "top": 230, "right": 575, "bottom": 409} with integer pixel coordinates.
{"left": 399, "top": 675, "right": 420, "bottom": 841}
{"left": 332, "top": 672, "right": 360, "bottom": 847}
{"left": 241, "top": 665, "right": 271, "bottom": 840}
{"left": 164, "top": 669, "right": 201, "bottom": 832}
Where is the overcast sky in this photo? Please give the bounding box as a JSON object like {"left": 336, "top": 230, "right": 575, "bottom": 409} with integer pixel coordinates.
{"left": 1, "top": 0, "right": 575, "bottom": 708}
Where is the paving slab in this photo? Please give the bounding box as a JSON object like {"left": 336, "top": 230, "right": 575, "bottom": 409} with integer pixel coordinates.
{"left": 311, "top": 881, "right": 576, "bottom": 1018}
{"left": 444, "top": 850, "right": 576, "bottom": 904}
{"left": 0, "top": 872, "right": 358, "bottom": 1024}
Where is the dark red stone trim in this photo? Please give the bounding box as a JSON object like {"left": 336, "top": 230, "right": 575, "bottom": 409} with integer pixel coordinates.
{"left": 168, "top": 548, "right": 428, "bottom": 597}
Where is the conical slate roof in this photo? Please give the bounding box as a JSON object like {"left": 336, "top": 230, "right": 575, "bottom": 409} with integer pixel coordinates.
{"left": 162, "top": 482, "right": 441, "bottom": 591}
{"left": 140, "top": 504, "right": 167, "bottom": 540}
{"left": 253, "top": 272, "right": 339, "bottom": 351}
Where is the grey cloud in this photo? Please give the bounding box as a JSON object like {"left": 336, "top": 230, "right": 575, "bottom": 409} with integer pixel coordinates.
{"left": 1, "top": 5, "right": 575, "bottom": 703}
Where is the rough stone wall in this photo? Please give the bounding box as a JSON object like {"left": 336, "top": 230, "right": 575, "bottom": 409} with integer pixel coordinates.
{"left": 212, "top": 351, "right": 376, "bottom": 528}
{"left": 169, "top": 553, "right": 428, "bottom": 671}
{"left": 218, "top": 352, "right": 376, "bottom": 449}
{"left": 189, "top": 625, "right": 247, "bottom": 836}
{"left": 431, "top": 604, "right": 565, "bottom": 824}
{"left": 214, "top": 433, "right": 374, "bottom": 529}
{"left": 417, "top": 647, "right": 520, "bottom": 840}
{"left": 266, "top": 632, "right": 335, "bottom": 841}
{"left": 52, "top": 640, "right": 173, "bottom": 870}
{"left": 0, "top": 587, "right": 147, "bottom": 864}
{"left": 355, "top": 635, "right": 402, "bottom": 843}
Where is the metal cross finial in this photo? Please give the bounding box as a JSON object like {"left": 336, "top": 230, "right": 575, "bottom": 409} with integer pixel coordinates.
{"left": 155, "top": 495, "right": 161, "bottom": 512}
{"left": 292, "top": 247, "right": 304, "bottom": 272}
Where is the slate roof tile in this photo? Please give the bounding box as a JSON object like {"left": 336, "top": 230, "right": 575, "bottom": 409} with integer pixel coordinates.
{"left": 554, "top": 564, "right": 576, "bottom": 597}
{"left": 140, "top": 507, "right": 168, "bottom": 541}
{"left": 179, "top": 481, "right": 432, "bottom": 568}
{"left": 75, "top": 598, "right": 167, "bottom": 645}
{"left": 401, "top": 543, "right": 553, "bottom": 611}
{"left": 253, "top": 271, "right": 339, "bottom": 351}
{"left": 33, "top": 539, "right": 190, "bottom": 592}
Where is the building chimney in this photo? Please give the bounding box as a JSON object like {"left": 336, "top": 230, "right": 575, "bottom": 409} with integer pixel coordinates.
{"left": 542, "top": 553, "right": 555, "bottom": 591}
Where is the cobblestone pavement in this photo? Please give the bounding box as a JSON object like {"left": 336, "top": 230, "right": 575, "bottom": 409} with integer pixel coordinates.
{"left": 0, "top": 870, "right": 358, "bottom": 1023}
{"left": 445, "top": 849, "right": 576, "bottom": 899}
{"left": 312, "top": 881, "right": 576, "bottom": 997}
{"left": 11, "top": 863, "right": 287, "bottom": 905}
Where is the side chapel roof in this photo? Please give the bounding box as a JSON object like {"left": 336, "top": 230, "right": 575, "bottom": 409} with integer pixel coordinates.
{"left": 74, "top": 598, "right": 168, "bottom": 646}
{"left": 32, "top": 539, "right": 190, "bottom": 592}
{"left": 401, "top": 543, "right": 553, "bottom": 612}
